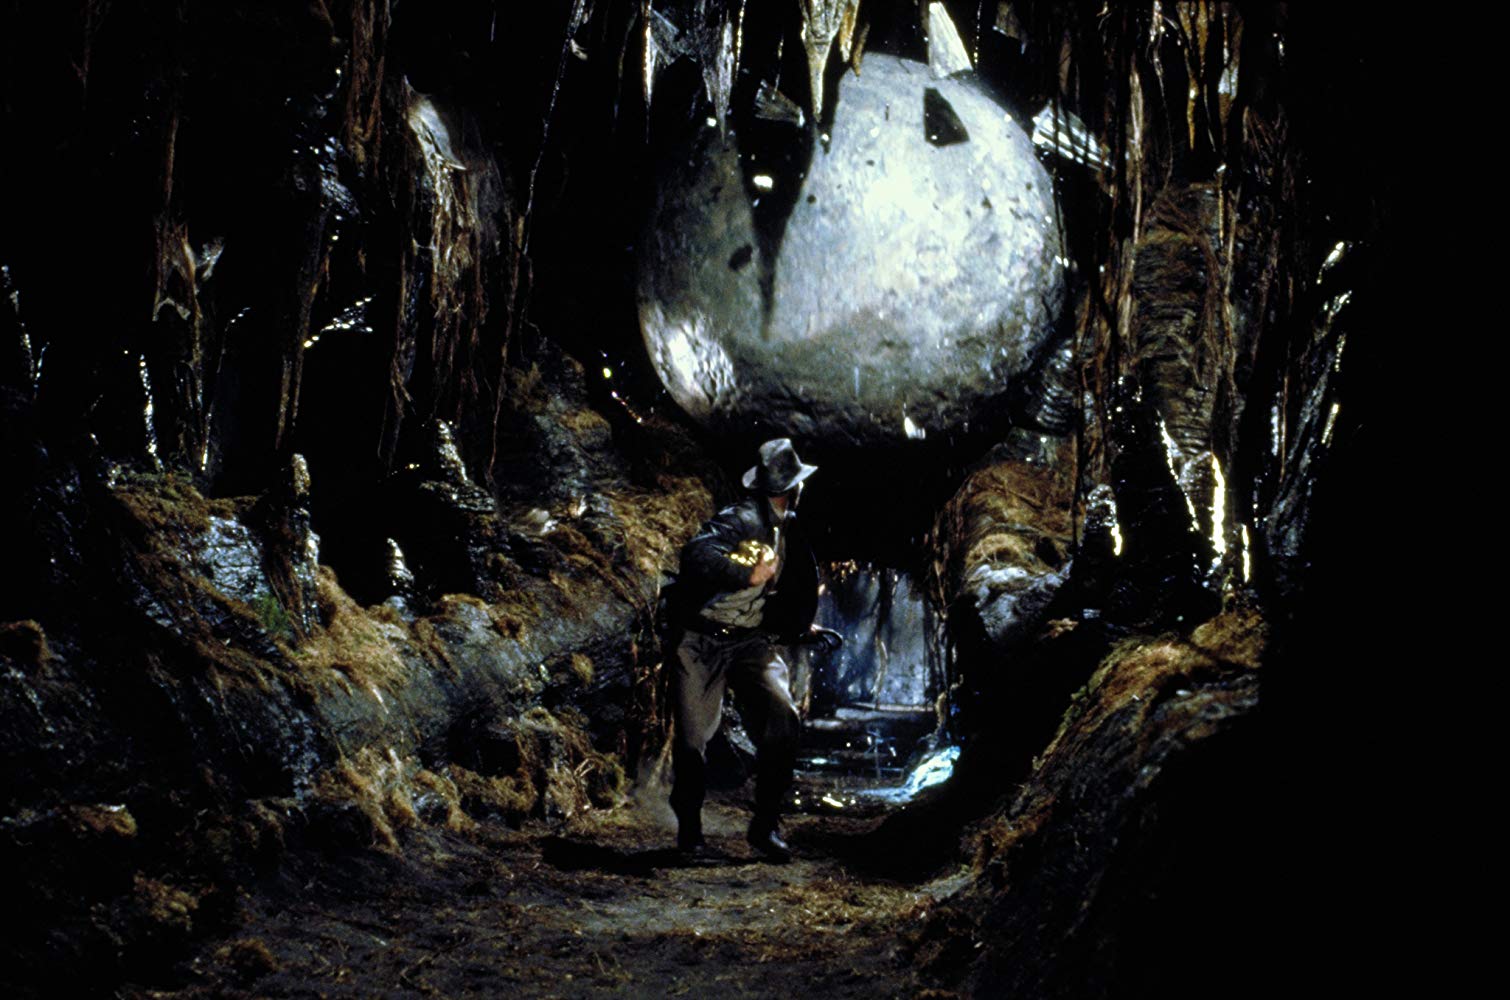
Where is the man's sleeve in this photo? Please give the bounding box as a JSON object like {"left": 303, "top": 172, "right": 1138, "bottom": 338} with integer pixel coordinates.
{"left": 679, "top": 507, "right": 758, "bottom": 594}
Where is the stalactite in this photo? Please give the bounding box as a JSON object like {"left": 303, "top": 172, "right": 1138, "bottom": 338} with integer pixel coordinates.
{"left": 797, "top": 0, "right": 863, "bottom": 120}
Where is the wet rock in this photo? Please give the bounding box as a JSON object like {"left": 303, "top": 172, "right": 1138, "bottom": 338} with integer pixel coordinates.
{"left": 0, "top": 631, "right": 123, "bottom": 815}
{"left": 386, "top": 420, "right": 512, "bottom": 602}
{"left": 937, "top": 429, "right": 1077, "bottom": 653}
{"left": 0, "top": 265, "right": 35, "bottom": 397}
{"left": 1261, "top": 242, "right": 1358, "bottom": 602}
{"left": 1008, "top": 334, "right": 1079, "bottom": 434}
{"left": 198, "top": 460, "right": 321, "bottom": 642}
{"left": 1065, "top": 484, "right": 1120, "bottom": 612}
{"left": 970, "top": 561, "right": 1070, "bottom": 648}
{"left": 0, "top": 398, "right": 707, "bottom": 997}
{"left": 912, "top": 606, "right": 1267, "bottom": 998}
{"left": 639, "top": 55, "right": 1064, "bottom": 448}
{"left": 924, "top": 429, "right": 1087, "bottom": 770}
{"left": 180, "top": 457, "right": 322, "bottom": 643}
{"left": 393, "top": 88, "right": 512, "bottom": 449}
{"left": 487, "top": 341, "right": 624, "bottom": 511}
{"left": 1104, "top": 377, "right": 1215, "bottom": 627}
{"left": 1030, "top": 104, "right": 1111, "bottom": 171}
{"left": 197, "top": 515, "right": 266, "bottom": 606}
{"left": 382, "top": 538, "right": 418, "bottom": 614}
{"left": 1128, "top": 184, "right": 1240, "bottom": 565}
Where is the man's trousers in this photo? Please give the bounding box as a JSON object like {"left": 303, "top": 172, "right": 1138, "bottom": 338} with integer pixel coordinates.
{"left": 668, "top": 630, "right": 800, "bottom": 842}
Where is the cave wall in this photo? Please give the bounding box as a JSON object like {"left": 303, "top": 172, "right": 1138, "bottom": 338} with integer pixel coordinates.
{"left": 0, "top": 1, "right": 1392, "bottom": 996}
{"left": 912, "top": 5, "right": 1395, "bottom": 996}
{"left": 0, "top": 4, "right": 722, "bottom": 990}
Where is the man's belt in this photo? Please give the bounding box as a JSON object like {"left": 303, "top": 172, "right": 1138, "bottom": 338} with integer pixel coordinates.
{"left": 681, "top": 618, "right": 762, "bottom": 641}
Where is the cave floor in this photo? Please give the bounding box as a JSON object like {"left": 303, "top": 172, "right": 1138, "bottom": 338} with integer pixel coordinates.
{"left": 128, "top": 788, "right": 966, "bottom": 999}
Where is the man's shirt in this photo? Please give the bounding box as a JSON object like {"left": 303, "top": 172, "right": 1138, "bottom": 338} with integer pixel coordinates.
{"left": 682, "top": 499, "right": 788, "bottom": 630}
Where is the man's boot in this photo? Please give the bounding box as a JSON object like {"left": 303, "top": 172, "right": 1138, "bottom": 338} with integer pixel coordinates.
{"left": 748, "top": 748, "right": 795, "bottom": 861}
{"left": 670, "top": 745, "right": 708, "bottom": 854}
{"left": 746, "top": 812, "right": 792, "bottom": 862}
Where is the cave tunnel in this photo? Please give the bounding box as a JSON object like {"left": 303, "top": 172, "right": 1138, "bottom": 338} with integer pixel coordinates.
{"left": 0, "top": 2, "right": 1399, "bottom": 997}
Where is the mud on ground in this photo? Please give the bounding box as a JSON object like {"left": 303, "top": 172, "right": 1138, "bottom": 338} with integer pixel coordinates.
{"left": 124, "top": 790, "right": 967, "bottom": 999}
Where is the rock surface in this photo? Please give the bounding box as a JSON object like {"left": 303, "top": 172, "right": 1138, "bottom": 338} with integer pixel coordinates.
{"left": 0, "top": 352, "right": 715, "bottom": 994}
{"left": 909, "top": 606, "right": 1268, "bottom": 998}
{"left": 639, "top": 55, "right": 1064, "bottom": 447}
{"left": 935, "top": 428, "right": 1077, "bottom": 654}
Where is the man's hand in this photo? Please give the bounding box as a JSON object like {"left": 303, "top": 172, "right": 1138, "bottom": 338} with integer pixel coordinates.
{"left": 749, "top": 548, "right": 779, "bottom": 586}
{"left": 728, "top": 539, "right": 778, "bottom": 586}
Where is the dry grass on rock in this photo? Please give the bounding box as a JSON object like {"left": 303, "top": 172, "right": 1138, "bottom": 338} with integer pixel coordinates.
{"left": 977, "top": 600, "right": 1267, "bottom": 864}
{"left": 447, "top": 707, "right": 626, "bottom": 827}
{"left": 606, "top": 476, "right": 713, "bottom": 582}
{"left": 297, "top": 567, "right": 410, "bottom": 693}
{"left": 934, "top": 442, "right": 1078, "bottom": 605}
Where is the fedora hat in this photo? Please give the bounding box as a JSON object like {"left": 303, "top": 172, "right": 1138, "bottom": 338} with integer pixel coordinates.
{"left": 742, "top": 438, "right": 818, "bottom": 495}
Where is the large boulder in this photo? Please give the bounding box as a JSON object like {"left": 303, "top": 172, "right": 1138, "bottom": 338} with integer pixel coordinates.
{"left": 639, "top": 55, "right": 1064, "bottom": 448}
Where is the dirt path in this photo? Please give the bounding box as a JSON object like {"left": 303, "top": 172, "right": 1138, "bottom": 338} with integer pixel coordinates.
{"left": 129, "top": 790, "right": 967, "bottom": 999}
